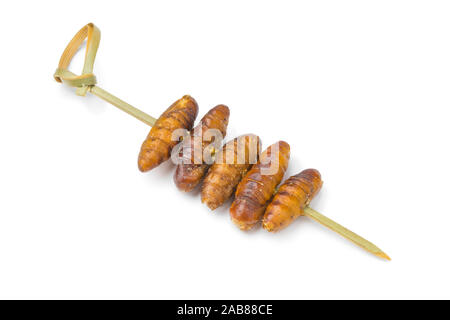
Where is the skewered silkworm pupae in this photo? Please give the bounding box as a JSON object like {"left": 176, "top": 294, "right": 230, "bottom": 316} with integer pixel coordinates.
{"left": 230, "top": 141, "right": 290, "bottom": 230}
{"left": 201, "top": 134, "right": 261, "bottom": 210}
{"left": 174, "top": 105, "right": 230, "bottom": 192}
{"left": 138, "top": 95, "right": 198, "bottom": 172}
{"left": 54, "top": 23, "right": 390, "bottom": 260}
{"left": 263, "top": 169, "right": 322, "bottom": 232}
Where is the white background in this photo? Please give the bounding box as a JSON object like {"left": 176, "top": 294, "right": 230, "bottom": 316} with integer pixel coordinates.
{"left": 0, "top": 0, "right": 449, "bottom": 299}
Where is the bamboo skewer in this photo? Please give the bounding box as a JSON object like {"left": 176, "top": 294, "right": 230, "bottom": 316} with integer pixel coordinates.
{"left": 54, "top": 23, "right": 390, "bottom": 261}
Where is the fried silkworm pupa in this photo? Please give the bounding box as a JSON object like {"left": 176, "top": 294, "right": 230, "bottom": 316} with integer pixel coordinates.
{"left": 138, "top": 95, "right": 199, "bottom": 172}
{"left": 263, "top": 169, "right": 323, "bottom": 232}
{"left": 230, "top": 141, "right": 290, "bottom": 230}
{"left": 201, "top": 134, "right": 261, "bottom": 210}
{"left": 174, "top": 105, "right": 230, "bottom": 192}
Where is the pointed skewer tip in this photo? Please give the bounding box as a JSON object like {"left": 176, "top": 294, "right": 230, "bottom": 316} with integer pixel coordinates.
{"left": 376, "top": 251, "right": 391, "bottom": 261}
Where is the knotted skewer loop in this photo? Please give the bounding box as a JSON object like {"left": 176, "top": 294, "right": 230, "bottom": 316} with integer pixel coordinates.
{"left": 53, "top": 23, "right": 156, "bottom": 126}
{"left": 53, "top": 23, "right": 100, "bottom": 96}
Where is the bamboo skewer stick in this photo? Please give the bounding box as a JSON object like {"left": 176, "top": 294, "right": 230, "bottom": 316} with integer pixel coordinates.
{"left": 304, "top": 207, "right": 390, "bottom": 260}
{"left": 54, "top": 23, "right": 390, "bottom": 261}
{"left": 89, "top": 86, "right": 156, "bottom": 126}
